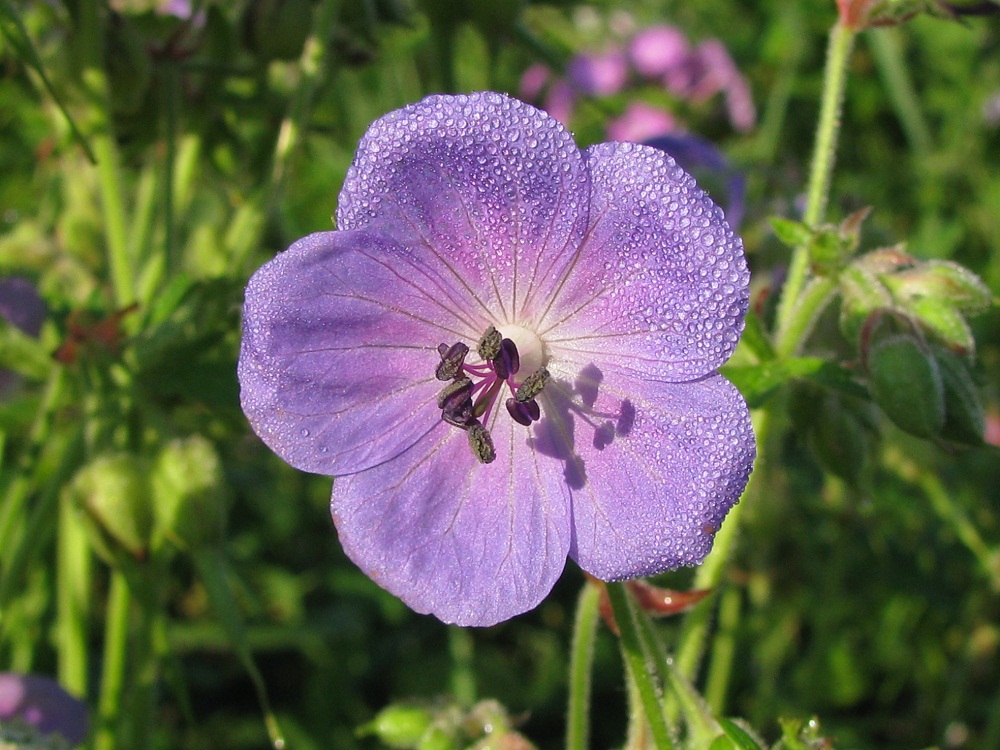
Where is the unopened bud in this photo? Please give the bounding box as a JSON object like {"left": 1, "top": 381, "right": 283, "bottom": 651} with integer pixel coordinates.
{"left": 417, "top": 726, "right": 459, "bottom": 750}
{"left": 884, "top": 260, "right": 991, "bottom": 312}
{"left": 839, "top": 265, "right": 892, "bottom": 346}
{"left": 867, "top": 334, "right": 944, "bottom": 438}
{"left": 906, "top": 297, "right": 975, "bottom": 355}
{"left": 153, "top": 436, "right": 228, "bottom": 552}
{"left": 359, "top": 704, "right": 434, "bottom": 749}
{"left": 934, "top": 347, "right": 985, "bottom": 445}
{"left": 71, "top": 453, "right": 154, "bottom": 558}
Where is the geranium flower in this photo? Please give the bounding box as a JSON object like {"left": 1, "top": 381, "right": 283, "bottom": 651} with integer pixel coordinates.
{"left": 238, "top": 92, "right": 755, "bottom": 626}
{"left": 0, "top": 672, "right": 88, "bottom": 745}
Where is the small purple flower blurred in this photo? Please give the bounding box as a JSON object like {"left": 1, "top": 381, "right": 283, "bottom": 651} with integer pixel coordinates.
{"left": 238, "top": 92, "right": 755, "bottom": 626}
{"left": 0, "top": 277, "right": 45, "bottom": 339}
{"left": 0, "top": 277, "right": 46, "bottom": 397}
{"left": 607, "top": 102, "right": 678, "bottom": 143}
{"left": 520, "top": 24, "right": 755, "bottom": 135}
{"left": 0, "top": 673, "right": 89, "bottom": 745}
{"left": 629, "top": 25, "right": 689, "bottom": 78}
{"left": 566, "top": 49, "right": 629, "bottom": 97}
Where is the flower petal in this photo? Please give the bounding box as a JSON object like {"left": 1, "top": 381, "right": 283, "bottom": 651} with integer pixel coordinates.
{"left": 331, "top": 415, "right": 572, "bottom": 627}
{"left": 336, "top": 91, "right": 591, "bottom": 327}
{"left": 529, "top": 364, "right": 754, "bottom": 580}
{"left": 239, "top": 230, "right": 475, "bottom": 476}
{"left": 539, "top": 141, "right": 749, "bottom": 382}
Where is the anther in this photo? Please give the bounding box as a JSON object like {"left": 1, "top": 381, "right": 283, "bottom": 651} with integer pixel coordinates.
{"left": 437, "top": 377, "right": 472, "bottom": 410}
{"left": 436, "top": 342, "right": 469, "bottom": 381}
{"left": 492, "top": 338, "right": 519, "bottom": 380}
{"left": 467, "top": 421, "right": 496, "bottom": 464}
{"left": 515, "top": 368, "right": 550, "bottom": 402}
{"left": 477, "top": 325, "right": 502, "bottom": 362}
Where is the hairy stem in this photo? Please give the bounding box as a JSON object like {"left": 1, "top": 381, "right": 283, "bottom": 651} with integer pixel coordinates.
{"left": 607, "top": 582, "right": 675, "bottom": 750}
{"left": 566, "top": 582, "right": 601, "bottom": 750}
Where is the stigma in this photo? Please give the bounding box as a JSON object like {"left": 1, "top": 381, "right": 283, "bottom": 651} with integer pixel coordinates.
{"left": 434, "top": 325, "right": 549, "bottom": 463}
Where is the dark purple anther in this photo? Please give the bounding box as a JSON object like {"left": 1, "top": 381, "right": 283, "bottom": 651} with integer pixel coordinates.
{"left": 522, "top": 398, "right": 540, "bottom": 422}
{"left": 499, "top": 338, "right": 520, "bottom": 376}
{"left": 505, "top": 398, "right": 532, "bottom": 426}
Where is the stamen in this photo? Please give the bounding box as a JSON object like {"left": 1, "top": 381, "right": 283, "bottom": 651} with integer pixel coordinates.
{"left": 437, "top": 377, "right": 472, "bottom": 410}
{"left": 505, "top": 398, "right": 531, "bottom": 426}
{"left": 467, "top": 421, "right": 496, "bottom": 464}
{"left": 477, "top": 325, "right": 502, "bottom": 362}
{"left": 515, "top": 368, "right": 550, "bottom": 402}
{"left": 499, "top": 339, "right": 520, "bottom": 376}
{"left": 433, "top": 326, "right": 546, "bottom": 461}
{"left": 436, "top": 342, "right": 469, "bottom": 381}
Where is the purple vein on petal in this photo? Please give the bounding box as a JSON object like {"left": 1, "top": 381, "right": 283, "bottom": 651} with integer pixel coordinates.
{"left": 531, "top": 204, "right": 611, "bottom": 328}
{"left": 352, "top": 246, "right": 483, "bottom": 334}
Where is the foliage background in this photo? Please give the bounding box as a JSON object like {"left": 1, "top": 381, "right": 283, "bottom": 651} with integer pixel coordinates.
{"left": 1, "top": 0, "right": 999, "bottom": 748}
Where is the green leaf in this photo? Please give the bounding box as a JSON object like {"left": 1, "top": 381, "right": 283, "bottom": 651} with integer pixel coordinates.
{"left": 722, "top": 357, "right": 865, "bottom": 408}
{"left": 717, "top": 717, "right": 765, "bottom": 750}
{"left": 0, "top": 0, "right": 95, "bottom": 162}
{"left": 740, "top": 310, "right": 775, "bottom": 361}
{"left": 0, "top": 318, "right": 52, "bottom": 381}
{"left": 770, "top": 217, "right": 813, "bottom": 249}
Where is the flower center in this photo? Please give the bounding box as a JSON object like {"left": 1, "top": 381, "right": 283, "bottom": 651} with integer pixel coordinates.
{"left": 434, "top": 325, "right": 549, "bottom": 464}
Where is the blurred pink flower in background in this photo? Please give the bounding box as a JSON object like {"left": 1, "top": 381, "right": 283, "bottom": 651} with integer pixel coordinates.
{"left": 566, "top": 48, "right": 629, "bottom": 96}
{"left": 628, "top": 25, "right": 689, "bottom": 78}
{"left": 607, "top": 102, "right": 677, "bottom": 142}
{"left": 519, "top": 22, "right": 755, "bottom": 135}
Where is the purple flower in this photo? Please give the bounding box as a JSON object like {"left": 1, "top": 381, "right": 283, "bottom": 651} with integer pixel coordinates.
{"left": 0, "top": 277, "right": 46, "bottom": 397}
{"left": 238, "top": 92, "right": 755, "bottom": 626}
{"left": 628, "top": 25, "right": 690, "bottom": 79}
{"left": 566, "top": 49, "right": 629, "bottom": 97}
{"left": 0, "top": 673, "right": 89, "bottom": 745}
{"left": 607, "top": 102, "right": 678, "bottom": 143}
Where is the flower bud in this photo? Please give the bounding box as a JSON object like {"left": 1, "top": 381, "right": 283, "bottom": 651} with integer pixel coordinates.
{"left": 71, "top": 454, "right": 154, "bottom": 558}
{"left": 934, "top": 347, "right": 985, "bottom": 445}
{"left": 359, "top": 704, "right": 434, "bottom": 749}
{"left": 883, "top": 260, "right": 992, "bottom": 312}
{"left": 838, "top": 265, "right": 892, "bottom": 346}
{"left": 153, "top": 436, "right": 228, "bottom": 552}
{"left": 417, "top": 726, "right": 459, "bottom": 750}
{"left": 867, "top": 334, "right": 944, "bottom": 438}
{"left": 906, "top": 297, "right": 975, "bottom": 355}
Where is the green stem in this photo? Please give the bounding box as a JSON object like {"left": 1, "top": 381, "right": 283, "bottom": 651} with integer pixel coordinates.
{"left": 566, "top": 582, "right": 601, "bottom": 750}
{"left": 867, "top": 28, "right": 932, "bottom": 156}
{"left": 79, "top": 0, "right": 133, "bottom": 307}
{"left": 270, "top": 0, "right": 338, "bottom": 198}
{"left": 94, "top": 572, "right": 131, "bottom": 750}
{"left": 57, "top": 493, "right": 91, "bottom": 697}
{"left": 632, "top": 602, "right": 719, "bottom": 747}
{"left": 774, "top": 21, "right": 856, "bottom": 353}
{"left": 162, "top": 59, "right": 180, "bottom": 278}
{"left": 448, "top": 627, "right": 476, "bottom": 708}
{"left": 774, "top": 277, "right": 839, "bottom": 358}
{"left": 703, "top": 585, "right": 741, "bottom": 714}
{"left": 606, "top": 583, "right": 675, "bottom": 750}
{"left": 194, "top": 548, "right": 285, "bottom": 749}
